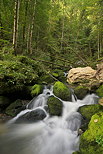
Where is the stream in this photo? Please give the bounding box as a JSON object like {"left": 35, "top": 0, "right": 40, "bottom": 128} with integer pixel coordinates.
{"left": 0, "top": 86, "right": 98, "bottom": 154}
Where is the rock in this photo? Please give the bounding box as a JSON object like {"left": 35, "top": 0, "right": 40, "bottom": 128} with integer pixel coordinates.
{"left": 0, "top": 96, "right": 10, "bottom": 110}
{"left": 95, "top": 63, "right": 103, "bottom": 83}
{"left": 47, "top": 96, "right": 63, "bottom": 116}
{"left": 53, "top": 81, "right": 71, "bottom": 101}
{"left": 5, "top": 99, "right": 25, "bottom": 116}
{"left": 78, "top": 104, "right": 103, "bottom": 131}
{"left": 74, "top": 86, "right": 89, "bottom": 99}
{"left": 67, "top": 66, "right": 96, "bottom": 84}
{"left": 15, "top": 109, "right": 46, "bottom": 123}
{"left": 96, "top": 85, "right": 103, "bottom": 97}
{"left": 99, "top": 97, "right": 103, "bottom": 106}
{"left": 79, "top": 111, "right": 103, "bottom": 154}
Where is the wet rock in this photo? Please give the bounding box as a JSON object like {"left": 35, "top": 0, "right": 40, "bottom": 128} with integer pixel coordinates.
{"left": 47, "top": 96, "right": 63, "bottom": 116}
{"left": 15, "top": 109, "right": 46, "bottom": 123}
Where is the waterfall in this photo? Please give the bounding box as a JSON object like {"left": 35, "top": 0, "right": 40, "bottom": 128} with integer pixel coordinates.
{"left": 0, "top": 86, "right": 98, "bottom": 154}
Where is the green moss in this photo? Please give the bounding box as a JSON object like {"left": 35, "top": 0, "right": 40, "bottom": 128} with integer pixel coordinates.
{"left": 79, "top": 104, "right": 103, "bottom": 131}
{"left": 83, "top": 111, "right": 103, "bottom": 142}
{"left": 47, "top": 96, "right": 63, "bottom": 116}
{"left": 5, "top": 99, "right": 23, "bottom": 116}
{"left": 79, "top": 104, "right": 103, "bottom": 121}
{"left": 96, "top": 85, "right": 103, "bottom": 97}
{"left": 53, "top": 81, "right": 71, "bottom": 101}
{"left": 31, "top": 84, "right": 43, "bottom": 97}
{"left": 74, "top": 86, "right": 89, "bottom": 99}
{"left": 79, "top": 112, "right": 103, "bottom": 154}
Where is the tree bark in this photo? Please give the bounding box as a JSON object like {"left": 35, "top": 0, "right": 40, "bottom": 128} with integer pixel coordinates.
{"left": 13, "top": 0, "right": 20, "bottom": 56}
{"left": 29, "top": 0, "right": 36, "bottom": 54}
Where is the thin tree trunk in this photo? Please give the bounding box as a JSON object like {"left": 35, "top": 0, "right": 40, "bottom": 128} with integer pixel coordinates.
{"left": 29, "top": 0, "right": 36, "bottom": 54}
{"left": 27, "top": 23, "right": 30, "bottom": 53}
{"left": 22, "top": 1, "right": 28, "bottom": 48}
{"left": 97, "top": 31, "right": 100, "bottom": 59}
{"left": 61, "top": 0, "right": 65, "bottom": 51}
{"left": 13, "top": 0, "right": 20, "bottom": 56}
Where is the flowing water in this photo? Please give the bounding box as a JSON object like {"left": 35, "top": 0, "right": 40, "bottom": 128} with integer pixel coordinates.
{"left": 0, "top": 86, "right": 99, "bottom": 154}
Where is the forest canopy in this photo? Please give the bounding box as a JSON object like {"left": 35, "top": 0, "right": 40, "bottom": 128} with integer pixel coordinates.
{"left": 0, "top": 0, "right": 103, "bottom": 69}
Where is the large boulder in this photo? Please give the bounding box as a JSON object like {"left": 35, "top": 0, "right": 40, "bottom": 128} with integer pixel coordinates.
{"left": 15, "top": 109, "right": 46, "bottom": 123}
{"left": 78, "top": 104, "right": 103, "bottom": 131}
{"left": 79, "top": 111, "right": 103, "bottom": 154}
{"left": 47, "top": 96, "right": 63, "bottom": 116}
{"left": 53, "top": 81, "right": 71, "bottom": 101}
{"left": 67, "top": 66, "right": 96, "bottom": 84}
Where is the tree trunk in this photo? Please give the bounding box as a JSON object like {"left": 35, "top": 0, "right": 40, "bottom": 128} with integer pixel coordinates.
{"left": 29, "top": 0, "right": 36, "bottom": 54}
{"left": 13, "top": 0, "right": 20, "bottom": 56}
{"left": 60, "top": 0, "right": 65, "bottom": 51}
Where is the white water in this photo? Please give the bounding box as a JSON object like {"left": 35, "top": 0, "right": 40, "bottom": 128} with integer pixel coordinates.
{"left": 0, "top": 86, "right": 99, "bottom": 154}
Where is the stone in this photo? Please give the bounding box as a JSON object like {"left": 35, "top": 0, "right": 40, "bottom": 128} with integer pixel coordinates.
{"left": 5, "top": 99, "right": 25, "bottom": 116}
{"left": 47, "top": 96, "right": 63, "bottom": 116}
{"left": 15, "top": 109, "right": 46, "bottom": 123}
{"left": 67, "top": 66, "right": 96, "bottom": 84}
{"left": 95, "top": 63, "right": 103, "bottom": 83}
{"left": 53, "top": 81, "right": 71, "bottom": 101}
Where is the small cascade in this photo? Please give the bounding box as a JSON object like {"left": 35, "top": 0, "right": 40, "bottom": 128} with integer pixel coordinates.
{"left": 0, "top": 85, "right": 99, "bottom": 154}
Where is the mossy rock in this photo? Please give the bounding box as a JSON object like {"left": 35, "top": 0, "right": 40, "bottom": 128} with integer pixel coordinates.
{"left": 78, "top": 104, "right": 103, "bottom": 131}
{"left": 30, "top": 84, "right": 43, "bottom": 97}
{"left": 5, "top": 99, "right": 24, "bottom": 116}
{"left": 96, "top": 85, "right": 103, "bottom": 97}
{"left": 79, "top": 111, "right": 103, "bottom": 154}
{"left": 47, "top": 96, "right": 63, "bottom": 116}
{"left": 74, "top": 86, "right": 89, "bottom": 100}
{"left": 53, "top": 81, "right": 71, "bottom": 101}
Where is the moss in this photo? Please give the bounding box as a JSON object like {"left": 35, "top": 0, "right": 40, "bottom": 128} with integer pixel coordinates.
{"left": 74, "top": 86, "right": 89, "bottom": 100}
{"left": 79, "top": 104, "right": 103, "bottom": 121}
{"left": 31, "top": 84, "right": 43, "bottom": 97}
{"left": 79, "top": 104, "right": 103, "bottom": 131}
{"left": 5, "top": 99, "right": 23, "bottom": 116}
{"left": 83, "top": 111, "right": 103, "bottom": 142}
{"left": 53, "top": 81, "right": 71, "bottom": 101}
{"left": 79, "top": 111, "right": 103, "bottom": 154}
{"left": 96, "top": 85, "right": 103, "bottom": 97}
{"left": 47, "top": 96, "right": 63, "bottom": 116}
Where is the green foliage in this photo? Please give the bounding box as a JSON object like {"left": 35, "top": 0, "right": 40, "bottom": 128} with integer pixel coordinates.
{"left": 0, "top": 54, "right": 39, "bottom": 94}
{"left": 47, "top": 96, "right": 63, "bottom": 116}
{"left": 31, "top": 84, "right": 43, "bottom": 97}
{"left": 96, "top": 85, "right": 103, "bottom": 97}
{"left": 53, "top": 81, "right": 71, "bottom": 101}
